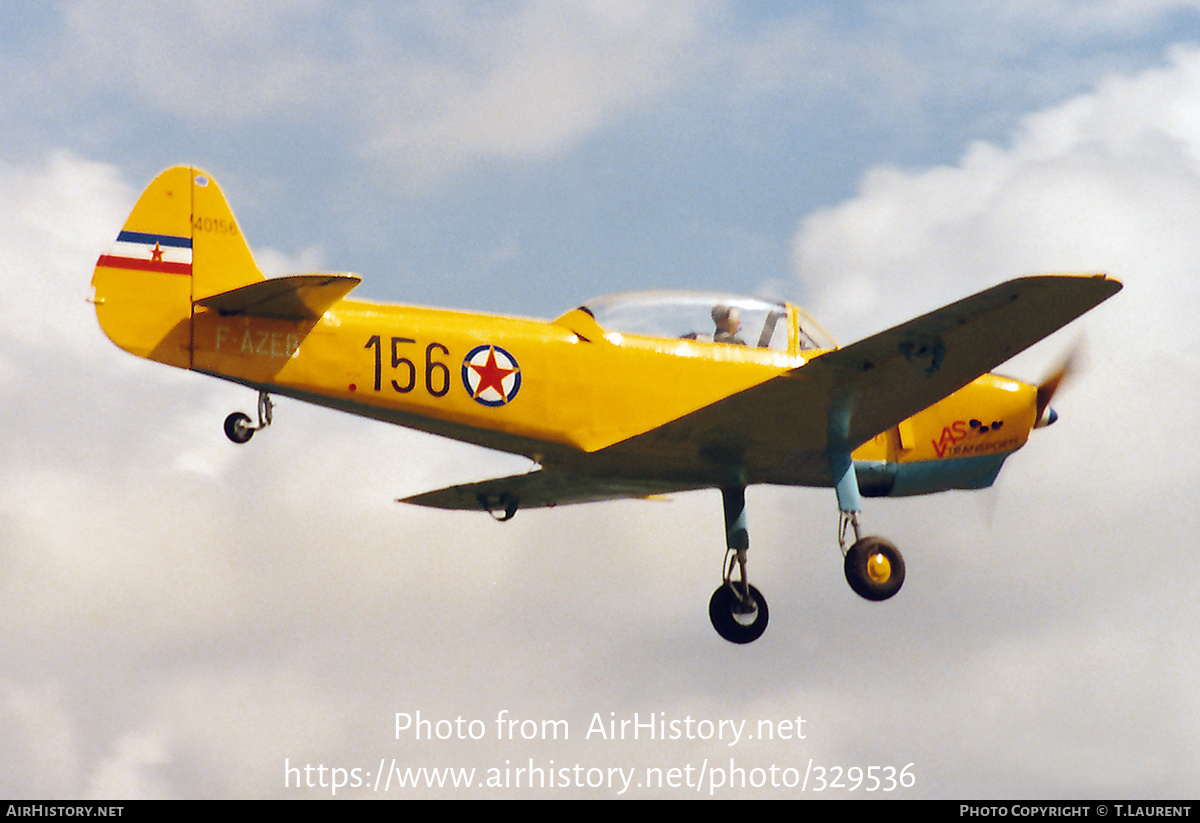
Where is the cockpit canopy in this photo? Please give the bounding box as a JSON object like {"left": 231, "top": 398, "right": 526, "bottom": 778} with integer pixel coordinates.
{"left": 580, "top": 291, "right": 836, "bottom": 353}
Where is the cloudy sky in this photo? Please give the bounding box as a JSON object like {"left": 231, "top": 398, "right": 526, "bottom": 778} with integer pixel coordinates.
{"left": 2, "top": 0, "right": 1198, "bottom": 799}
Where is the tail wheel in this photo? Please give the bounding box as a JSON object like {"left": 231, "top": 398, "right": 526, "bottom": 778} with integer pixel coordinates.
{"left": 709, "top": 583, "right": 769, "bottom": 644}
{"left": 844, "top": 536, "right": 905, "bottom": 601}
{"left": 224, "top": 393, "right": 272, "bottom": 444}
{"left": 224, "top": 412, "right": 254, "bottom": 444}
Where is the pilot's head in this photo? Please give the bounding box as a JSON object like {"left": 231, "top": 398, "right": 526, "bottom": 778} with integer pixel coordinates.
{"left": 712, "top": 305, "right": 740, "bottom": 333}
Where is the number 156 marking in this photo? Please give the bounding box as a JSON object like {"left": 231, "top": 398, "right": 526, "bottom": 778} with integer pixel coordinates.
{"left": 364, "top": 335, "right": 450, "bottom": 397}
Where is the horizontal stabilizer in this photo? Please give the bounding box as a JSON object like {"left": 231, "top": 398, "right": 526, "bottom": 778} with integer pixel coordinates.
{"left": 194, "top": 273, "right": 361, "bottom": 320}
{"left": 400, "top": 469, "right": 703, "bottom": 514}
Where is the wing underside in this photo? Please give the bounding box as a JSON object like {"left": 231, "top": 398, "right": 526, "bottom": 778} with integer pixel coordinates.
{"left": 399, "top": 469, "right": 705, "bottom": 513}
{"left": 806, "top": 274, "right": 1122, "bottom": 451}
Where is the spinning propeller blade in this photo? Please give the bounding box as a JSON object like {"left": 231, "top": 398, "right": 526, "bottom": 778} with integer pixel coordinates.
{"left": 1035, "top": 346, "right": 1081, "bottom": 427}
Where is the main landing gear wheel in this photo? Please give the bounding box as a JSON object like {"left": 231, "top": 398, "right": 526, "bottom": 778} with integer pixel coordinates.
{"left": 844, "top": 536, "right": 905, "bottom": 601}
{"left": 709, "top": 583, "right": 769, "bottom": 644}
{"left": 224, "top": 412, "right": 254, "bottom": 444}
{"left": 711, "top": 485, "right": 768, "bottom": 644}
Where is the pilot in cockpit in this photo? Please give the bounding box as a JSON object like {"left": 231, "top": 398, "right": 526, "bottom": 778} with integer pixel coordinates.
{"left": 712, "top": 305, "right": 746, "bottom": 346}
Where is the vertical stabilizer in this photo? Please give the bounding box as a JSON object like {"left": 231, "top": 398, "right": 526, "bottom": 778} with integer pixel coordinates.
{"left": 92, "top": 166, "right": 265, "bottom": 367}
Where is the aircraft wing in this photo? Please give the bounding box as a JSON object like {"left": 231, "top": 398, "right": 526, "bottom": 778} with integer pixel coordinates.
{"left": 194, "top": 273, "right": 362, "bottom": 320}
{"left": 807, "top": 274, "right": 1121, "bottom": 449}
{"left": 399, "top": 469, "right": 704, "bottom": 514}
{"left": 599, "top": 275, "right": 1121, "bottom": 482}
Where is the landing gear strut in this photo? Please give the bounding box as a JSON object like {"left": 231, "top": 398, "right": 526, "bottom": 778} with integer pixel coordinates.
{"left": 709, "top": 484, "right": 769, "bottom": 644}
{"left": 705, "top": 458, "right": 907, "bottom": 642}
{"left": 835, "top": 457, "right": 905, "bottom": 602}
{"left": 224, "top": 391, "right": 273, "bottom": 444}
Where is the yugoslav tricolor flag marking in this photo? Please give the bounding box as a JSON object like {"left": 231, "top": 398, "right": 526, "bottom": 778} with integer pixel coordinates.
{"left": 96, "top": 231, "right": 193, "bottom": 275}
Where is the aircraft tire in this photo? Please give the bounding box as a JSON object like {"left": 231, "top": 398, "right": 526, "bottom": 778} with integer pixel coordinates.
{"left": 224, "top": 412, "right": 254, "bottom": 444}
{"left": 844, "top": 537, "right": 905, "bottom": 601}
{"left": 709, "top": 583, "right": 769, "bottom": 644}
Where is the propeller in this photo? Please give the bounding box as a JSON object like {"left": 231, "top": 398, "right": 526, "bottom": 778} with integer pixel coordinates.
{"left": 977, "top": 344, "right": 1083, "bottom": 524}
{"left": 1034, "top": 346, "right": 1081, "bottom": 428}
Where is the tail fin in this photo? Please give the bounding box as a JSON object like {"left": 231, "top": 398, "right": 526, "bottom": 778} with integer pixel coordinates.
{"left": 92, "top": 166, "right": 265, "bottom": 367}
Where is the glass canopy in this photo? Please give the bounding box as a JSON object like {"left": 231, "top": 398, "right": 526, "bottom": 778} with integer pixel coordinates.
{"left": 580, "top": 291, "right": 836, "bottom": 353}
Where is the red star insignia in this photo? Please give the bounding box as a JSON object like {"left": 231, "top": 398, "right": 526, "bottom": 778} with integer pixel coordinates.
{"left": 469, "top": 347, "right": 517, "bottom": 399}
{"left": 149, "top": 242, "right": 164, "bottom": 263}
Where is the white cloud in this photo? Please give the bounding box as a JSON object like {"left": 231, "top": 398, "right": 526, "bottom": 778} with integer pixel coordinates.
{"left": 255, "top": 245, "right": 325, "bottom": 278}
{"left": 60, "top": 0, "right": 333, "bottom": 122}
{"left": 51, "top": 1, "right": 712, "bottom": 187}
{"left": 31, "top": 1, "right": 1200, "bottom": 196}
{"left": 792, "top": 45, "right": 1200, "bottom": 353}
{"left": 784, "top": 46, "right": 1200, "bottom": 797}
{"left": 0, "top": 152, "right": 131, "bottom": 352}
{"left": 0, "top": 679, "right": 80, "bottom": 796}
{"left": 364, "top": 0, "right": 710, "bottom": 183}
{"left": 84, "top": 731, "right": 172, "bottom": 800}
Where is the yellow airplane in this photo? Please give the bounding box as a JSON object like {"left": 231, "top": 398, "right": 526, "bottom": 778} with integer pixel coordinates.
{"left": 92, "top": 166, "right": 1121, "bottom": 644}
